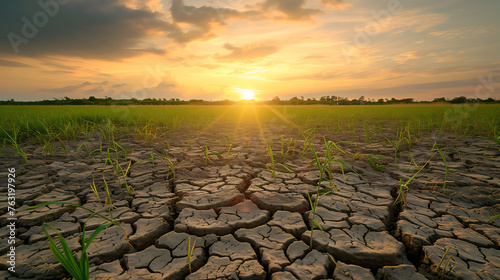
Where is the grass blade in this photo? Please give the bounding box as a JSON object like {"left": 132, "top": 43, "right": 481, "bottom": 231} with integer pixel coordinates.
{"left": 433, "top": 142, "right": 448, "bottom": 191}
{"left": 82, "top": 223, "right": 111, "bottom": 252}
{"left": 277, "top": 163, "right": 294, "bottom": 173}
{"left": 313, "top": 220, "right": 323, "bottom": 231}
{"left": 487, "top": 214, "right": 500, "bottom": 222}
{"left": 43, "top": 224, "right": 82, "bottom": 280}
{"left": 268, "top": 143, "right": 275, "bottom": 178}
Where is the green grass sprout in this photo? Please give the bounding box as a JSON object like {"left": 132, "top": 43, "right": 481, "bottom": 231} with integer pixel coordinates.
{"left": 27, "top": 201, "right": 132, "bottom": 280}
{"left": 1, "top": 125, "right": 28, "bottom": 162}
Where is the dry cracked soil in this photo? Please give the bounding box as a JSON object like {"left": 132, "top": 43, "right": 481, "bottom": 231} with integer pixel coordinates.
{"left": 0, "top": 123, "right": 499, "bottom": 280}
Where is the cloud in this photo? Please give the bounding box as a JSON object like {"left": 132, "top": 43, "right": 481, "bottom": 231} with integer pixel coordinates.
{"left": 171, "top": 0, "right": 237, "bottom": 24}
{"left": 0, "top": 59, "right": 31, "bottom": 67}
{"left": 217, "top": 43, "right": 279, "bottom": 61}
{"left": 0, "top": 0, "right": 170, "bottom": 59}
{"left": 112, "top": 83, "right": 127, "bottom": 88}
{"left": 393, "top": 51, "right": 420, "bottom": 64}
{"left": 280, "top": 75, "right": 500, "bottom": 101}
{"left": 167, "top": 0, "right": 258, "bottom": 43}
{"left": 278, "top": 68, "right": 375, "bottom": 81}
{"left": 120, "top": 0, "right": 165, "bottom": 13}
{"left": 321, "top": 0, "right": 352, "bottom": 9}
{"left": 42, "top": 70, "right": 74, "bottom": 75}
{"left": 387, "top": 62, "right": 500, "bottom": 79}
{"left": 429, "top": 28, "right": 489, "bottom": 40}
{"left": 41, "top": 60, "right": 77, "bottom": 70}
{"left": 378, "top": 9, "right": 447, "bottom": 34}
{"left": 118, "top": 81, "right": 180, "bottom": 99}
{"left": 0, "top": 0, "right": 275, "bottom": 56}
{"left": 435, "top": 57, "right": 460, "bottom": 63}
{"left": 279, "top": 72, "right": 340, "bottom": 81}
{"left": 41, "top": 81, "right": 108, "bottom": 93}
{"left": 84, "top": 86, "right": 105, "bottom": 95}
{"left": 301, "top": 55, "right": 326, "bottom": 60}
{"left": 131, "top": 48, "right": 167, "bottom": 55}
{"left": 262, "top": 0, "right": 319, "bottom": 21}
{"left": 165, "top": 24, "right": 211, "bottom": 44}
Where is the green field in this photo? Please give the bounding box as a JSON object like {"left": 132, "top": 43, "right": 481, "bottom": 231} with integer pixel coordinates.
{"left": 1, "top": 104, "right": 499, "bottom": 280}
{"left": 1, "top": 105, "right": 499, "bottom": 142}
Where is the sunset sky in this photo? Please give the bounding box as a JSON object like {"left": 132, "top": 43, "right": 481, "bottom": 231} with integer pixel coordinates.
{"left": 1, "top": 0, "right": 499, "bottom": 101}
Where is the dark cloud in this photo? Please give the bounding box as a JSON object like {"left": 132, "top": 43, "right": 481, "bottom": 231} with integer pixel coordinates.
{"left": 0, "top": 0, "right": 293, "bottom": 58}
{"left": 41, "top": 81, "right": 108, "bottom": 93}
{"left": 217, "top": 43, "right": 279, "bottom": 61}
{"left": 131, "top": 48, "right": 167, "bottom": 55}
{"left": 0, "top": 0, "right": 169, "bottom": 59}
{"left": 112, "top": 83, "right": 127, "bottom": 88}
{"left": 167, "top": 0, "right": 259, "bottom": 43}
{"left": 165, "top": 24, "right": 210, "bottom": 44}
{"left": 0, "top": 59, "right": 31, "bottom": 67}
{"left": 262, "top": 0, "right": 319, "bottom": 21}
{"left": 171, "top": 0, "right": 237, "bottom": 24}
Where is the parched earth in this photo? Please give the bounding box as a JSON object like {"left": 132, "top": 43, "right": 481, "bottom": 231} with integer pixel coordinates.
{"left": 0, "top": 123, "right": 499, "bottom": 279}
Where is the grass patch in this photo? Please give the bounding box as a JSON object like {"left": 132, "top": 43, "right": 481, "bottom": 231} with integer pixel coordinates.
{"left": 27, "top": 201, "right": 130, "bottom": 280}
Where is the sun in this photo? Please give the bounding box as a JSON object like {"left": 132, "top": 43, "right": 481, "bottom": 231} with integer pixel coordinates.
{"left": 237, "top": 88, "right": 255, "bottom": 100}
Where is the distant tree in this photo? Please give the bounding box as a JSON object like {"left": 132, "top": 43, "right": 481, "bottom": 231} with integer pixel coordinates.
{"left": 432, "top": 97, "right": 447, "bottom": 103}
{"left": 377, "top": 98, "right": 384, "bottom": 103}
{"left": 89, "top": 96, "right": 97, "bottom": 102}
{"left": 70, "top": 99, "right": 85, "bottom": 105}
{"left": 290, "top": 97, "right": 301, "bottom": 105}
{"left": 450, "top": 96, "right": 467, "bottom": 104}
{"left": 98, "top": 96, "right": 110, "bottom": 105}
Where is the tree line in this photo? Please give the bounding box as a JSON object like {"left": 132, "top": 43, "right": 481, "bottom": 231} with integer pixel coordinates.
{"left": 0, "top": 95, "right": 498, "bottom": 105}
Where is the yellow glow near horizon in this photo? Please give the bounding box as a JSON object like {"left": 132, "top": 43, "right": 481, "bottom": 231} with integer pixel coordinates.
{"left": 237, "top": 88, "right": 255, "bottom": 100}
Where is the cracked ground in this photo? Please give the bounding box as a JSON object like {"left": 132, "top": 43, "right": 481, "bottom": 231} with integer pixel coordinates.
{"left": 0, "top": 121, "right": 499, "bottom": 280}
